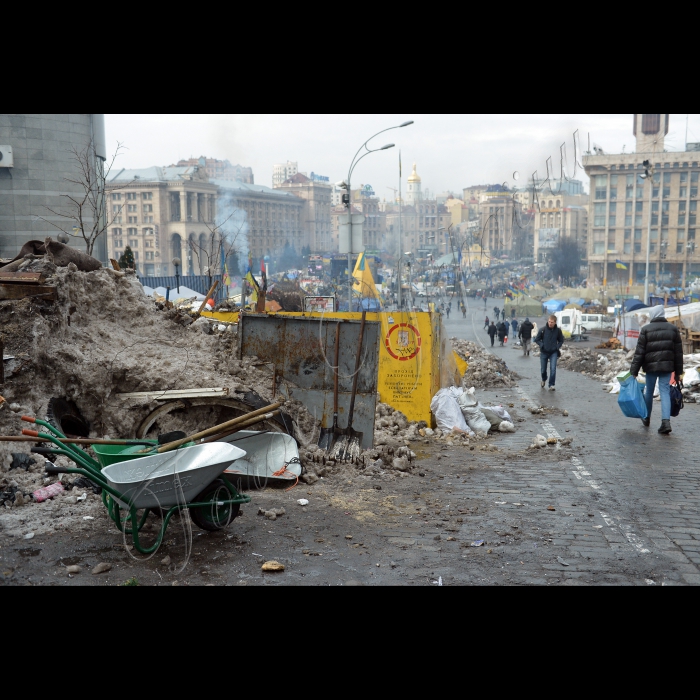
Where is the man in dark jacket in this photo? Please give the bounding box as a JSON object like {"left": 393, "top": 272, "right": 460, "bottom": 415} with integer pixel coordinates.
{"left": 519, "top": 317, "right": 534, "bottom": 357}
{"left": 488, "top": 322, "right": 497, "bottom": 347}
{"left": 535, "top": 314, "right": 564, "bottom": 390}
{"left": 497, "top": 321, "right": 508, "bottom": 346}
{"left": 630, "top": 305, "right": 684, "bottom": 434}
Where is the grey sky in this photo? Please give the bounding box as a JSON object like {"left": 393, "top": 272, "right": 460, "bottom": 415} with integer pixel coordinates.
{"left": 105, "top": 114, "right": 700, "bottom": 197}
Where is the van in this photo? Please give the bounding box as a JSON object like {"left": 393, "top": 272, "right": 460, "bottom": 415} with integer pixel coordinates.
{"left": 579, "top": 314, "right": 614, "bottom": 332}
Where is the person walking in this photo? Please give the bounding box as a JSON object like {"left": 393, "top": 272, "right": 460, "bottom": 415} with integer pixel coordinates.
{"left": 446, "top": 305, "right": 451, "bottom": 319}
{"left": 519, "top": 317, "right": 534, "bottom": 356}
{"left": 462, "top": 304, "right": 467, "bottom": 319}
{"left": 493, "top": 306, "right": 499, "bottom": 321}
{"left": 497, "top": 320, "right": 508, "bottom": 347}
{"left": 488, "top": 321, "right": 497, "bottom": 347}
{"left": 511, "top": 318, "right": 519, "bottom": 339}
{"left": 535, "top": 314, "right": 564, "bottom": 391}
{"left": 484, "top": 315, "right": 490, "bottom": 330}
{"left": 630, "top": 305, "right": 684, "bottom": 434}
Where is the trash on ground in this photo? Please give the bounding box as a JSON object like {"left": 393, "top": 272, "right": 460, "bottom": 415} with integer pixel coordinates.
{"left": 261, "top": 560, "right": 285, "bottom": 572}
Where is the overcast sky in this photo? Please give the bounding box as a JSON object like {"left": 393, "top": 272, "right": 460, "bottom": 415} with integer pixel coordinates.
{"left": 105, "top": 114, "right": 700, "bottom": 197}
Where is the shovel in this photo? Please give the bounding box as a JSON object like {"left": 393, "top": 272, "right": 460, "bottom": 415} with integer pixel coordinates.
{"left": 331, "top": 311, "right": 366, "bottom": 462}
{"left": 318, "top": 322, "right": 341, "bottom": 451}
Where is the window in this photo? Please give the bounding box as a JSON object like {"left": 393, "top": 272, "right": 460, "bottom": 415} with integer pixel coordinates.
{"left": 111, "top": 193, "right": 121, "bottom": 201}
{"left": 681, "top": 173, "right": 688, "bottom": 184}
{"left": 624, "top": 229, "right": 631, "bottom": 240}
{"left": 112, "top": 205, "right": 121, "bottom": 214}
{"left": 661, "top": 228, "right": 669, "bottom": 241}
{"left": 594, "top": 202, "right": 606, "bottom": 226}
{"left": 679, "top": 213, "right": 686, "bottom": 225}
{"left": 127, "top": 228, "right": 137, "bottom": 236}
{"left": 635, "top": 229, "right": 642, "bottom": 241}
{"left": 610, "top": 175, "right": 618, "bottom": 200}
{"left": 663, "top": 172, "right": 671, "bottom": 184}
{"left": 651, "top": 229, "right": 658, "bottom": 241}
{"left": 609, "top": 203, "right": 617, "bottom": 226}
{"left": 128, "top": 205, "right": 137, "bottom": 213}
{"left": 624, "top": 242, "right": 632, "bottom": 254}
{"left": 144, "top": 240, "right": 153, "bottom": 248}
{"left": 145, "top": 251, "right": 155, "bottom": 261}
{"left": 593, "top": 242, "right": 605, "bottom": 254}
{"left": 690, "top": 229, "right": 696, "bottom": 241}
{"left": 128, "top": 216, "right": 138, "bottom": 224}
{"left": 693, "top": 172, "right": 699, "bottom": 183}
{"left": 678, "top": 229, "right": 685, "bottom": 242}
{"left": 126, "top": 193, "right": 137, "bottom": 200}
{"left": 142, "top": 192, "right": 153, "bottom": 200}
{"left": 129, "top": 239, "right": 138, "bottom": 248}
{"left": 663, "top": 187, "right": 670, "bottom": 199}
{"left": 677, "top": 243, "right": 684, "bottom": 254}
{"left": 595, "top": 175, "right": 607, "bottom": 200}
{"left": 112, "top": 228, "right": 122, "bottom": 237}
{"left": 680, "top": 187, "right": 688, "bottom": 198}
{"left": 635, "top": 242, "right": 642, "bottom": 254}
{"left": 636, "top": 201, "right": 644, "bottom": 213}
{"left": 625, "top": 201, "right": 632, "bottom": 226}
{"left": 143, "top": 204, "right": 153, "bottom": 213}
{"left": 650, "top": 244, "right": 656, "bottom": 253}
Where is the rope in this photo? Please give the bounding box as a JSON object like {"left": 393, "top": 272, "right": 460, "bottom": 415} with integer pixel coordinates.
{"left": 272, "top": 457, "right": 301, "bottom": 491}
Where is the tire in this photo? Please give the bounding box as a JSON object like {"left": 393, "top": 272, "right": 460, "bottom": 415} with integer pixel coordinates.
{"left": 189, "top": 479, "right": 240, "bottom": 532}
{"left": 47, "top": 397, "right": 90, "bottom": 438}
{"left": 581, "top": 327, "right": 587, "bottom": 333}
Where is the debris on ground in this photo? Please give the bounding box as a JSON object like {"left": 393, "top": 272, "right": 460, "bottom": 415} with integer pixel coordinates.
{"left": 451, "top": 339, "right": 520, "bottom": 388}
{"left": 261, "top": 560, "right": 285, "bottom": 572}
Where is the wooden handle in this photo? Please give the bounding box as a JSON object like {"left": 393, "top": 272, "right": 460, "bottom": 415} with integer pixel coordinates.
{"left": 153, "top": 402, "right": 283, "bottom": 454}
{"left": 197, "top": 280, "right": 220, "bottom": 316}
{"left": 201, "top": 411, "right": 280, "bottom": 444}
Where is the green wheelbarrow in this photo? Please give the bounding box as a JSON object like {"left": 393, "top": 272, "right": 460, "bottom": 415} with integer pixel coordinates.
{"left": 21, "top": 416, "right": 251, "bottom": 555}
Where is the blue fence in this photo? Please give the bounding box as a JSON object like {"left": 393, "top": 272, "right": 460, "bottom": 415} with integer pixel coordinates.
{"left": 137, "top": 275, "right": 224, "bottom": 299}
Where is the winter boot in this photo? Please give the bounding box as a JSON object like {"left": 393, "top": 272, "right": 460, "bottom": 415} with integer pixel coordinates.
{"left": 658, "top": 420, "right": 672, "bottom": 435}
{"left": 642, "top": 417, "right": 650, "bottom": 428}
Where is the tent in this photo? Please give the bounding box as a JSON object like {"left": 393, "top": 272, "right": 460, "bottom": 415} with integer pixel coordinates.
{"left": 623, "top": 299, "right": 648, "bottom": 313}
{"left": 543, "top": 299, "right": 567, "bottom": 313}
{"left": 504, "top": 296, "right": 542, "bottom": 318}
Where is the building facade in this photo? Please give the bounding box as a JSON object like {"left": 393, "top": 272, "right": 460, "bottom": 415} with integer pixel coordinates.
{"left": 105, "top": 166, "right": 304, "bottom": 276}
{"left": 0, "top": 113, "right": 108, "bottom": 262}
{"left": 273, "top": 173, "right": 332, "bottom": 253}
{"left": 584, "top": 113, "right": 700, "bottom": 287}
{"left": 174, "top": 157, "right": 253, "bottom": 183}
{"left": 272, "top": 161, "right": 298, "bottom": 188}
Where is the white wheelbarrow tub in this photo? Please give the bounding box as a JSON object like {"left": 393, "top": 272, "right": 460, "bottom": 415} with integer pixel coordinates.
{"left": 220, "top": 431, "right": 301, "bottom": 483}
{"left": 101, "top": 443, "right": 246, "bottom": 510}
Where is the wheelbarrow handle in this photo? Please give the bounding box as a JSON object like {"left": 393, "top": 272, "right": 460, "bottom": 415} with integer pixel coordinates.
{"left": 44, "top": 461, "right": 67, "bottom": 475}
{"left": 21, "top": 416, "right": 36, "bottom": 423}
{"left": 22, "top": 429, "right": 39, "bottom": 437}
{"left": 32, "top": 447, "right": 63, "bottom": 456}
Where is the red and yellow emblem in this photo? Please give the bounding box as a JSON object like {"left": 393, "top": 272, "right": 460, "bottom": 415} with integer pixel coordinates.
{"left": 384, "top": 323, "right": 422, "bottom": 362}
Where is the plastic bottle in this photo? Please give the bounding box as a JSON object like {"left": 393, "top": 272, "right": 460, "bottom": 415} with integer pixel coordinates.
{"left": 32, "top": 482, "right": 64, "bottom": 502}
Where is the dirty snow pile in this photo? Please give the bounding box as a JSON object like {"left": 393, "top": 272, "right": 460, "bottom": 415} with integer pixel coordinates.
{"left": 558, "top": 347, "right": 631, "bottom": 382}
{"left": 0, "top": 262, "right": 318, "bottom": 535}
{"left": 451, "top": 339, "right": 520, "bottom": 388}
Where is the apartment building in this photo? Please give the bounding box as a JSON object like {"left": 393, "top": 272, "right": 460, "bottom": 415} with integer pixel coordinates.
{"left": 584, "top": 113, "right": 700, "bottom": 287}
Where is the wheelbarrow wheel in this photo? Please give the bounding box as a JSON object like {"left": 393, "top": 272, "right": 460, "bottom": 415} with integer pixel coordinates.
{"left": 189, "top": 479, "right": 240, "bottom": 532}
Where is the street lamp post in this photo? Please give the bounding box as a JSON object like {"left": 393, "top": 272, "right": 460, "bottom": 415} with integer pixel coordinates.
{"left": 172, "top": 257, "right": 181, "bottom": 293}
{"left": 342, "top": 121, "right": 414, "bottom": 312}
{"left": 641, "top": 160, "right": 654, "bottom": 305}
{"left": 405, "top": 252, "right": 413, "bottom": 310}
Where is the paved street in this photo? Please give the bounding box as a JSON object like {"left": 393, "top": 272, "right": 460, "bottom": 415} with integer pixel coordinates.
{"left": 2, "top": 299, "right": 699, "bottom": 586}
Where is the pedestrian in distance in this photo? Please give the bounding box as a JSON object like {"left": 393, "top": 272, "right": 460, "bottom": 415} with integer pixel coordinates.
{"left": 484, "top": 315, "right": 490, "bottom": 329}
{"left": 630, "top": 305, "right": 684, "bottom": 435}
{"left": 497, "top": 321, "right": 508, "bottom": 347}
{"left": 488, "top": 322, "right": 497, "bottom": 347}
{"left": 519, "top": 317, "right": 534, "bottom": 356}
{"left": 535, "top": 315, "right": 564, "bottom": 390}
{"left": 446, "top": 306, "right": 451, "bottom": 319}
{"left": 462, "top": 305, "right": 467, "bottom": 319}
{"left": 511, "top": 318, "right": 519, "bottom": 338}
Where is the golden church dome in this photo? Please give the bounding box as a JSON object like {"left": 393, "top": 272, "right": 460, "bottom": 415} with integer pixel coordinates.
{"left": 407, "top": 163, "right": 421, "bottom": 184}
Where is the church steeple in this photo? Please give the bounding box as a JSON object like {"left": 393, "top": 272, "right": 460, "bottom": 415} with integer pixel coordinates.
{"left": 405, "top": 162, "right": 422, "bottom": 205}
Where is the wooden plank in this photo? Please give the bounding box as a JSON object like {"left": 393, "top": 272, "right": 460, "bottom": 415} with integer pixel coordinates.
{"left": 0, "top": 284, "right": 57, "bottom": 302}
{"left": 0, "top": 271, "right": 46, "bottom": 284}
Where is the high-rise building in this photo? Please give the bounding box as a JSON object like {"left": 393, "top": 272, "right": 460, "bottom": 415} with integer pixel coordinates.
{"left": 274, "top": 173, "right": 333, "bottom": 253}
{"left": 273, "top": 161, "right": 298, "bottom": 187}
{"left": 174, "top": 157, "right": 254, "bottom": 184}
{"left": 0, "top": 114, "right": 108, "bottom": 262}
{"left": 584, "top": 114, "right": 700, "bottom": 287}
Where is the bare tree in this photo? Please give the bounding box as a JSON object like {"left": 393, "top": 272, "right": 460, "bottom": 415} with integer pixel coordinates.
{"left": 188, "top": 212, "right": 245, "bottom": 293}
{"left": 37, "top": 140, "right": 130, "bottom": 257}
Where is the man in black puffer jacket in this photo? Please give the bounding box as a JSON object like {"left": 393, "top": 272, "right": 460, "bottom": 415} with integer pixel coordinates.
{"left": 630, "top": 305, "right": 684, "bottom": 434}
{"left": 535, "top": 314, "right": 565, "bottom": 391}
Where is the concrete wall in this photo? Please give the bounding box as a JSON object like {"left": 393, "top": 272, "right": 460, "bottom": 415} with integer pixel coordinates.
{"left": 0, "top": 114, "right": 105, "bottom": 262}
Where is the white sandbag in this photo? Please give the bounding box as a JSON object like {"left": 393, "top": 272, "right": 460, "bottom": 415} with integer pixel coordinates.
{"left": 684, "top": 366, "right": 700, "bottom": 387}
{"left": 431, "top": 389, "right": 470, "bottom": 434}
{"left": 461, "top": 406, "right": 491, "bottom": 435}
{"left": 457, "top": 387, "right": 477, "bottom": 409}
{"left": 479, "top": 404, "right": 513, "bottom": 423}
{"left": 498, "top": 421, "right": 516, "bottom": 433}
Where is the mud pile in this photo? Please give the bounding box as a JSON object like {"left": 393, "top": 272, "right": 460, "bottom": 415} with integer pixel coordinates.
{"left": 558, "top": 346, "right": 631, "bottom": 382}
{"left": 451, "top": 339, "right": 520, "bottom": 388}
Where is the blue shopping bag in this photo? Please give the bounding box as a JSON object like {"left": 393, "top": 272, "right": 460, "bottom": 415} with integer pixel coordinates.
{"left": 618, "top": 376, "right": 648, "bottom": 419}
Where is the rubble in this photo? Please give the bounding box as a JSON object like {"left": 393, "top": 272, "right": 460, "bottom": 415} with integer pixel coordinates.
{"left": 451, "top": 339, "right": 520, "bottom": 388}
